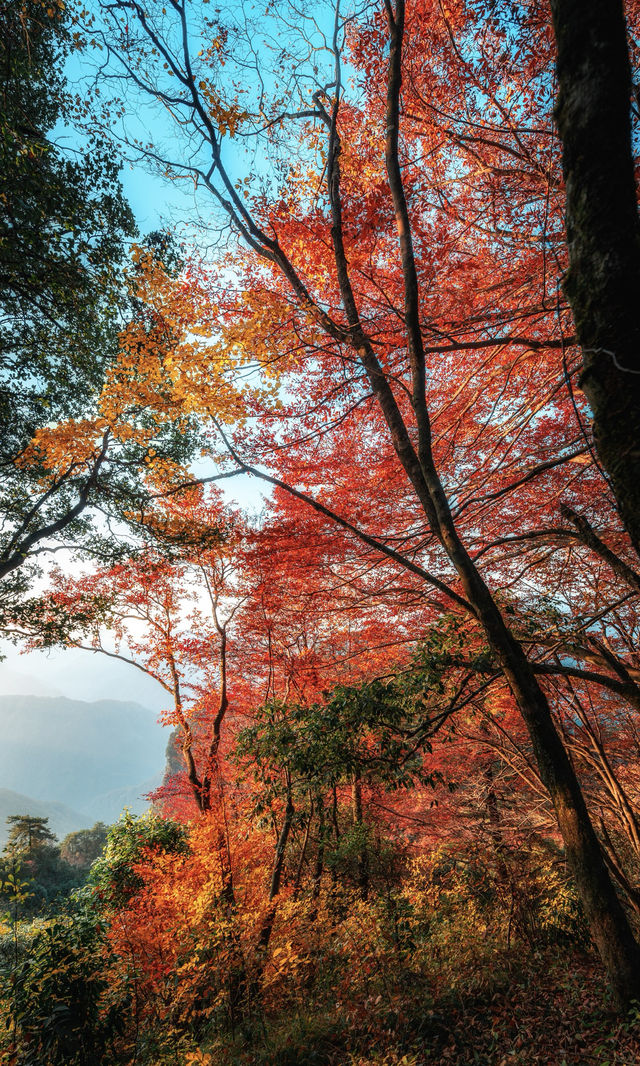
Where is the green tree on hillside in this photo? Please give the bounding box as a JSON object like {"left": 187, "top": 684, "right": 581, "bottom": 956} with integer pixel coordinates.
{"left": 5, "top": 815, "right": 56, "bottom": 854}
{"left": 1, "top": 816, "right": 83, "bottom": 917}
{"left": 60, "top": 823, "right": 109, "bottom": 869}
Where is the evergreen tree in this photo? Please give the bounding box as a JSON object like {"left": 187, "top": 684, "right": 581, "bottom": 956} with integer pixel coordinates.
{"left": 5, "top": 815, "right": 56, "bottom": 854}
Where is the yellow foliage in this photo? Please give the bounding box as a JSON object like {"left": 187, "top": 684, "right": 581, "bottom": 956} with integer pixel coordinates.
{"left": 100, "top": 245, "right": 282, "bottom": 435}
{"left": 185, "top": 1052, "right": 215, "bottom": 1066}
{"left": 16, "top": 242, "right": 287, "bottom": 496}
{"left": 18, "top": 418, "right": 110, "bottom": 477}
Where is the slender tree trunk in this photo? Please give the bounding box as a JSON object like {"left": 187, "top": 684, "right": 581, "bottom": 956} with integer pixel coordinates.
{"left": 256, "top": 785, "right": 295, "bottom": 955}
{"left": 484, "top": 761, "right": 509, "bottom": 873}
{"left": 293, "top": 797, "right": 313, "bottom": 897}
{"left": 329, "top": 784, "right": 340, "bottom": 890}
{"left": 352, "top": 768, "right": 369, "bottom": 900}
{"left": 598, "top": 817, "right": 640, "bottom": 918}
{"left": 483, "top": 761, "right": 533, "bottom": 945}
{"left": 311, "top": 798, "right": 325, "bottom": 901}
{"left": 201, "top": 624, "right": 236, "bottom": 905}
{"left": 572, "top": 711, "right": 640, "bottom": 856}
{"left": 550, "top": 0, "right": 640, "bottom": 553}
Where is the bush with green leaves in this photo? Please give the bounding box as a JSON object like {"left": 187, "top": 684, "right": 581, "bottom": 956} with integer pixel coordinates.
{"left": 89, "top": 810, "right": 189, "bottom": 907}
{"left": 0, "top": 815, "right": 86, "bottom": 920}
{"left": 1, "top": 901, "right": 129, "bottom": 1066}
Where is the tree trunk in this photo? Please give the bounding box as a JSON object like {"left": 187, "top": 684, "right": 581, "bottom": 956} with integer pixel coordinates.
{"left": 550, "top": 0, "right": 640, "bottom": 553}
{"left": 470, "top": 575, "right": 640, "bottom": 1008}
{"left": 311, "top": 798, "right": 325, "bottom": 901}
{"left": 352, "top": 768, "right": 369, "bottom": 900}
{"left": 379, "top": 0, "right": 640, "bottom": 1008}
{"left": 256, "top": 787, "right": 295, "bottom": 955}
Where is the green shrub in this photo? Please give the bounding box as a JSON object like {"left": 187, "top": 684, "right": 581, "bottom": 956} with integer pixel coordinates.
{"left": 1, "top": 901, "right": 129, "bottom": 1066}
{"left": 89, "top": 809, "right": 189, "bottom": 907}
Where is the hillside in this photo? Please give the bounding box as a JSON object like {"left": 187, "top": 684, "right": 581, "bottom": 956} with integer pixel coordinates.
{"left": 0, "top": 789, "right": 88, "bottom": 847}
{"left": 0, "top": 695, "right": 167, "bottom": 824}
{"left": 83, "top": 774, "right": 164, "bottom": 824}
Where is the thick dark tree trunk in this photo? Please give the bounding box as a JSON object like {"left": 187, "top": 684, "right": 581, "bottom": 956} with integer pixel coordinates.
{"left": 550, "top": 0, "right": 640, "bottom": 553}
{"left": 375, "top": 0, "right": 640, "bottom": 1008}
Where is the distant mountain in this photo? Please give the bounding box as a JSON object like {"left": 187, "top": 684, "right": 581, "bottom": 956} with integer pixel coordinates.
{"left": 0, "top": 695, "right": 168, "bottom": 822}
{"left": 0, "top": 667, "right": 61, "bottom": 698}
{"left": 0, "top": 789, "right": 89, "bottom": 848}
{"left": 83, "top": 774, "right": 164, "bottom": 824}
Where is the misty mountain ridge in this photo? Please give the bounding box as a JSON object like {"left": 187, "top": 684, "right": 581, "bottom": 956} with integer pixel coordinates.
{"left": 0, "top": 789, "right": 88, "bottom": 847}
{"left": 0, "top": 694, "right": 168, "bottom": 834}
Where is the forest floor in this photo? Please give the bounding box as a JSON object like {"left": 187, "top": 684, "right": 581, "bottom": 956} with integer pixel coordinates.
{"left": 403, "top": 951, "right": 640, "bottom": 1066}
{"left": 203, "top": 948, "right": 640, "bottom": 1066}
